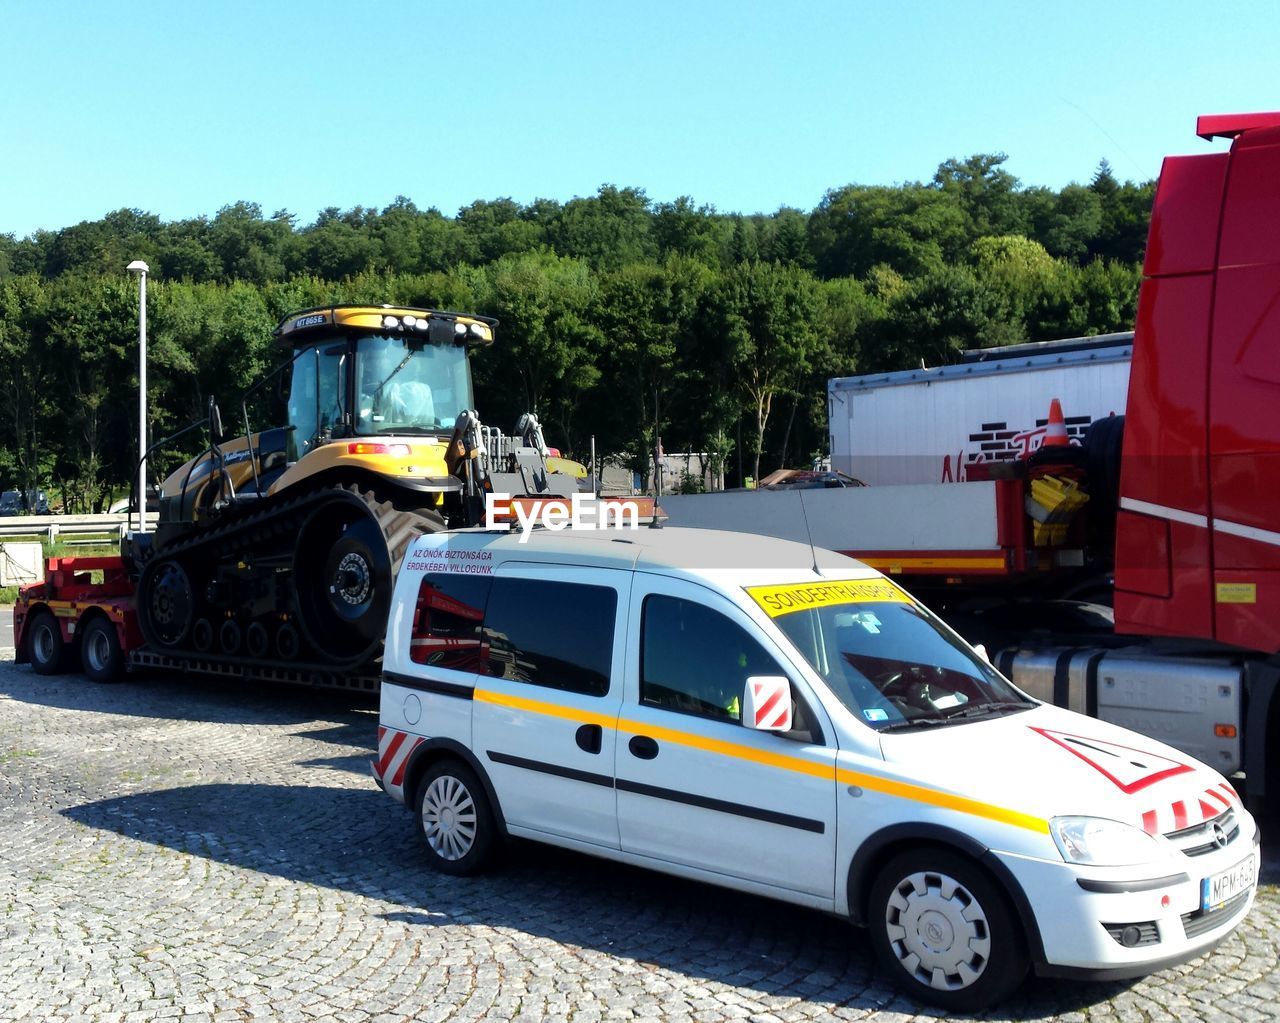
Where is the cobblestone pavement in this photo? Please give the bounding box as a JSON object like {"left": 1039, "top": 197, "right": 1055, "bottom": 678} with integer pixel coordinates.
{"left": 2, "top": 654, "right": 1278, "bottom": 1023}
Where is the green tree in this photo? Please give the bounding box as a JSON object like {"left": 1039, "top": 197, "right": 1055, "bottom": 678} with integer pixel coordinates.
{"left": 932, "top": 154, "right": 1024, "bottom": 238}
{"left": 808, "top": 184, "right": 968, "bottom": 279}
{"left": 472, "top": 251, "right": 603, "bottom": 446}
{"left": 595, "top": 255, "right": 713, "bottom": 487}
{"left": 550, "top": 186, "right": 656, "bottom": 270}
{"left": 715, "top": 261, "right": 824, "bottom": 481}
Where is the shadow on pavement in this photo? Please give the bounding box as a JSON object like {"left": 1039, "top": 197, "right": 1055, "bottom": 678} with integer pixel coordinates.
{"left": 63, "top": 782, "right": 1140, "bottom": 1017}
{"left": 0, "top": 661, "right": 376, "bottom": 740}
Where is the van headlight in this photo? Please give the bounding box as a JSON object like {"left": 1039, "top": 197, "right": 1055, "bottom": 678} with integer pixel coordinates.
{"left": 1049, "top": 816, "right": 1161, "bottom": 866}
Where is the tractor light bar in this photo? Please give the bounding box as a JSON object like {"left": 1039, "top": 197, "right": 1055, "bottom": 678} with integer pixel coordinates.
{"left": 347, "top": 442, "right": 412, "bottom": 457}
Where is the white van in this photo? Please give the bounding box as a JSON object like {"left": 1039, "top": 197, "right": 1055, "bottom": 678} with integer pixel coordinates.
{"left": 374, "top": 525, "right": 1259, "bottom": 1011}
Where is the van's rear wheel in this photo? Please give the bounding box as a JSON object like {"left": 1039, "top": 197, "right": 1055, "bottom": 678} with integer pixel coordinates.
{"left": 415, "top": 760, "right": 497, "bottom": 876}
{"left": 867, "top": 848, "right": 1027, "bottom": 1011}
{"left": 27, "top": 611, "right": 67, "bottom": 675}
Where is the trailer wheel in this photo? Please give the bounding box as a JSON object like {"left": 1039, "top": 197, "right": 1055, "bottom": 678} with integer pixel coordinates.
{"left": 80, "top": 617, "right": 124, "bottom": 683}
{"left": 27, "top": 611, "right": 68, "bottom": 676}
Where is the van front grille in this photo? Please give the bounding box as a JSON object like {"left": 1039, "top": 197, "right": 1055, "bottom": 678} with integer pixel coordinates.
{"left": 1164, "top": 808, "right": 1239, "bottom": 858}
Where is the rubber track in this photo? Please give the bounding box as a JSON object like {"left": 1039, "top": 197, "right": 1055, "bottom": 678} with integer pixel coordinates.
{"left": 141, "top": 484, "right": 443, "bottom": 681}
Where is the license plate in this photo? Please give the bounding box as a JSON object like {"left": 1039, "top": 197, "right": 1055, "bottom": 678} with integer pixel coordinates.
{"left": 1201, "top": 853, "right": 1256, "bottom": 911}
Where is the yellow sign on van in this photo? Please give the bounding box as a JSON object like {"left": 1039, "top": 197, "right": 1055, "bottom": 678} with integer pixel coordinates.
{"left": 746, "top": 579, "right": 909, "bottom": 617}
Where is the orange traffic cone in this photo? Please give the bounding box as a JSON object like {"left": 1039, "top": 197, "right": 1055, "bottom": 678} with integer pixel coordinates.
{"left": 1043, "top": 398, "right": 1069, "bottom": 447}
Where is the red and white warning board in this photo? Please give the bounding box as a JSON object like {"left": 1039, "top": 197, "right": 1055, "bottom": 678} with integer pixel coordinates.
{"left": 744, "top": 676, "right": 792, "bottom": 731}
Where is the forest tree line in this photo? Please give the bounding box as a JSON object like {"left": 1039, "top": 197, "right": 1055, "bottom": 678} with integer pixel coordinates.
{"left": 0, "top": 155, "right": 1151, "bottom": 511}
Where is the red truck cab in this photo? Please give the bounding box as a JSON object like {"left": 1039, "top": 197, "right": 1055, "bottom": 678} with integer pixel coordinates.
{"left": 1115, "top": 113, "right": 1280, "bottom": 653}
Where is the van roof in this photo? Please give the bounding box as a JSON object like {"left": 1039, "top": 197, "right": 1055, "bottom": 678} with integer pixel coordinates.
{"left": 418, "top": 524, "right": 871, "bottom": 582}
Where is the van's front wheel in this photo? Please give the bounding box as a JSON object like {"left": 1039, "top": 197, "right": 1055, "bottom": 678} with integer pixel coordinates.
{"left": 867, "top": 848, "right": 1027, "bottom": 1011}
{"left": 415, "top": 760, "right": 497, "bottom": 876}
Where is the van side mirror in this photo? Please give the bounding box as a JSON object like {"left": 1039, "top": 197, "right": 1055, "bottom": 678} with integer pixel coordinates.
{"left": 742, "top": 676, "right": 793, "bottom": 732}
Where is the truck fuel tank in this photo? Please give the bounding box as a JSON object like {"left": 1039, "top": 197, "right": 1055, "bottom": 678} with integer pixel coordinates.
{"left": 995, "top": 646, "right": 1243, "bottom": 777}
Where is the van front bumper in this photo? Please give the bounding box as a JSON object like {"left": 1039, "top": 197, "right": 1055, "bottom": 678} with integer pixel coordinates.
{"left": 999, "top": 829, "right": 1260, "bottom": 977}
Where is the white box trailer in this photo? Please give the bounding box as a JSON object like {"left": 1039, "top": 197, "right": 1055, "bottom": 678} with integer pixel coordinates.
{"left": 828, "top": 333, "right": 1133, "bottom": 486}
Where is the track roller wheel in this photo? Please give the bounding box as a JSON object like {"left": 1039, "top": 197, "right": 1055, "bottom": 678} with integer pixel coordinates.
{"left": 276, "top": 623, "right": 300, "bottom": 660}
{"left": 292, "top": 488, "right": 441, "bottom": 666}
{"left": 220, "top": 619, "right": 242, "bottom": 655}
{"left": 138, "top": 558, "right": 194, "bottom": 649}
{"left": 192, "top": 619, "right": 214, "bottom": 653}
{"left": 246, "top": 621, "right": 271, "bottom": 660}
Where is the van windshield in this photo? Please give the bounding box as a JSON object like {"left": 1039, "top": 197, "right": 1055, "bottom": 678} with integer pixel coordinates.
{"left": 750, "top": 579, "right": 1033, "bottom": 731}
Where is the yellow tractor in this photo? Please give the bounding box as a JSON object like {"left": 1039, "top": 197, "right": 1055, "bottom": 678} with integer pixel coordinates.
{"left": 133, "top": 304, "right": 583, "bottom": 673}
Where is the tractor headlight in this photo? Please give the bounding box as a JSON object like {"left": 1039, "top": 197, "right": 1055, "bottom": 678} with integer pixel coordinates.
{"left": 454, "top": 322, "right": 468, "bottom": 336}
{"left": 383, "top": 315, "right": 399, "bottom": 329}
{"left": 1050, "top": 816, "right": 1161, "bottom": 866}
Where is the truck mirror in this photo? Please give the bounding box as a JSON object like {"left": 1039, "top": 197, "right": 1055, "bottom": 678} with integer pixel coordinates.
{"left": 743, "top": 675, "right": 793, "bottom": 732}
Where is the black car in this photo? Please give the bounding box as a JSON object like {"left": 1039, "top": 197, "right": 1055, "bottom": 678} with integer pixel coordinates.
{"left": 0, "top": 488, "right": 51, "bottom": 516}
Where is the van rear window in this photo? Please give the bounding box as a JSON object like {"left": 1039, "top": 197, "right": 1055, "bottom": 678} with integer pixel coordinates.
{"left": 482, "top": 578, "right": 616, "bottom": 697}
{"left": 409, "top": 574, "right": 492, "bottom": 672}
{"left": 408, "top": 572, "right": 616, "bottom": 696}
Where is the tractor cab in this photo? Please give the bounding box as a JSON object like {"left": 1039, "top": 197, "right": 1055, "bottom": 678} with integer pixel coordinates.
{"left": 278, "top": 306, "right": 495, "bottom": 460}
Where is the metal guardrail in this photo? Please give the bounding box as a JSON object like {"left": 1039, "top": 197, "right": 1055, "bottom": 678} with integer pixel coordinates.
{"left": 0, "top": 513, "right": 158, "bottom": 545}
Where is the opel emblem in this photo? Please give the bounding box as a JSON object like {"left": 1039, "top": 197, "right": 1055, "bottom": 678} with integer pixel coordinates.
{"left": 1212, "top": 822, "right": 1228, "bottom": 848}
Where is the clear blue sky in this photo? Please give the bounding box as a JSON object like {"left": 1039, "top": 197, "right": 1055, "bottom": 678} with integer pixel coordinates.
{"left": 2, "top": 0, "right": 1276, "bottom": 238}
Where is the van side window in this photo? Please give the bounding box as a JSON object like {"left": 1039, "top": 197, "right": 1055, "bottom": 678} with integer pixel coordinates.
{"left": 482, "top": 578, "right": 616, "bottom": 696}
{"left": 410, "top": 573, "right": 493, "bottom": 672}
{"left": 641, "top": 595, "right": 780, "bottom": 724}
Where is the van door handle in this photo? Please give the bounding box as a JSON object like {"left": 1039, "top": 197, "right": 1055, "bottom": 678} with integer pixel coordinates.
{"left": 575, "top": 724, "right": 603, "bottom": 755}
{"left": 628, "top": 735, "right": 659, "bottom": 760}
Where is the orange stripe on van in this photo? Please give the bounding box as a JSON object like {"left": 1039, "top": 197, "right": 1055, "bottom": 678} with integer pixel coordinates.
{"left": 473, "top": 687, "right": 1048, "bottom": 833}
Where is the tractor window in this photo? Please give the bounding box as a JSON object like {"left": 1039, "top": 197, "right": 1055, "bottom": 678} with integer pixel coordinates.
{"left": 355, "top": 335, "right": 473, "bottom": 436}
{"left": 287, "top": 345, "right": 349, "bottom": 458}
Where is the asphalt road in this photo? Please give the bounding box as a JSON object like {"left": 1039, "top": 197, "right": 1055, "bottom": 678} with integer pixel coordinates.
{"left": 1, "top": 653, "right": 1278, "bottom": 1023}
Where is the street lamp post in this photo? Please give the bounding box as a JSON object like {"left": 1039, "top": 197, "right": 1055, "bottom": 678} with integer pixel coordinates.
{"left": 126, "top": 260, "right": 149, "bottom": 533}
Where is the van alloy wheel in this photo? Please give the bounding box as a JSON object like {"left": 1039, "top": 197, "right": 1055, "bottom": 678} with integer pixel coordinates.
{"left": 421, "top": 775, "right": 478, "bottom": 861}
{"left": 414, "top": 760, "right": 498, "bottom": 876}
